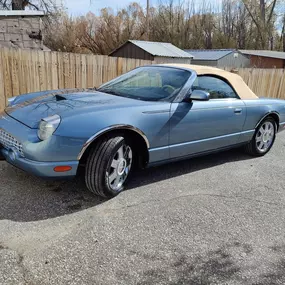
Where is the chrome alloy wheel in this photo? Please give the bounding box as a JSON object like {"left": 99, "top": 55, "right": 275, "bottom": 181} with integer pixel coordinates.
{"left": 255, "top": 121, "right": 275, "bottom": 153}
{"left": 107, "top": 144, "right": 133, "bottom": 191}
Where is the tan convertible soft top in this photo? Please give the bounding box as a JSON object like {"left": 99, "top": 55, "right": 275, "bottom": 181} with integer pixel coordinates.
{"left": 161, "top": 64, "right": 258, "bottom": 100}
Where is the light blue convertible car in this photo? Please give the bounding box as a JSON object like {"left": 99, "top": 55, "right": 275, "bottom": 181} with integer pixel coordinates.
{"left": 1, "top": 64, "right": 285, "bottom": 197}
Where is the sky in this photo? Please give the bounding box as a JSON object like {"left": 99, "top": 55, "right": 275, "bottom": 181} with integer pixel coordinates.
{"left": 63, "top": 0, "right": 146, "bottom": 15}
{"left": 63, "top": 0, "right": 224, "bottom": 16}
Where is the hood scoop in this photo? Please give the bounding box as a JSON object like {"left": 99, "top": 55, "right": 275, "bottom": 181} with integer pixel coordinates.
{"left": 55, "top": 94, "right": 67, "bottom": 101}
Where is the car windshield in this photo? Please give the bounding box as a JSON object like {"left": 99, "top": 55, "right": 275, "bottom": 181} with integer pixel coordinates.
{"left": 98, "top": 66, "right": 191, "bottom": 102}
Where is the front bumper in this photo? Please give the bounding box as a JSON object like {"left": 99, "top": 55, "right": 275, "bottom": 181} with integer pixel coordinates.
{"left": 0, "top": 146, "right": 79, "bottom": 178}
{"left": 0, "top": 111, "right": 82, "bottom": 178}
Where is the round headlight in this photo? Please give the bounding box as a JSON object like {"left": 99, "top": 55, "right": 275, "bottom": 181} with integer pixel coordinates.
{"left": 38, "top": 115, "right": 61, "bottom": 141}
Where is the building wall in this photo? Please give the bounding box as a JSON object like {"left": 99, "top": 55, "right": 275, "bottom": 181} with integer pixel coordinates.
{"left": 249, "top": 55, "right": 285, "bottom": 68}
{"left": 191, "top": 60, "right": 217, "bottom": 67}
{"left": 0, "top": 15, "right": 47, "bottom": 50}
{"left": 217, "top": 52, "right": 250, "bottom": 68}
{"left": 110, "top": 42, "right": 154, "bottom": 60}
{"left": 154, "top": 57, "right": 192, "bottom": 64}
{"left": 191, "top": 52, "right": 250, "bottom": 68}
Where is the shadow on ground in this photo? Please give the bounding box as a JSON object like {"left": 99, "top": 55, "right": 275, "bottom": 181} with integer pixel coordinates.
{"left": 253, "top": 245, "right": 285, "bottom": 285}
{"left": 120, "top": 242, "right": 285, "bottom": 285}
{"left": 0, "top": 149, "right": 252, "bottom": 222}
{"left": 120, "top": 241, "right": 251, "bottom": 285}
{"left": 127, "top": 148, "right": 253, "bottom": 189}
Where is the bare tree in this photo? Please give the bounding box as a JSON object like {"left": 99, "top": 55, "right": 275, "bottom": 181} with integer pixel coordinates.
{"left": 0, "top": 0, "right": 57, "bottom": 14}
{"left": 242, "top": 0, "right": 279, "bottom": 49}
{"left": 42, "top": 0, "right": 283, "bottom": 54}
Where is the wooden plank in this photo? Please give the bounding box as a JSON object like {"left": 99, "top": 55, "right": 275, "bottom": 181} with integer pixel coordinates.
{"left": 275, "top": 69, "right": 284, "bottom": 99}
{"left": 75, "top": 53, "right": 81, "bottom": 88}
{"left": 11, "top": 49, "right": 20, "bottom": 97}
{"left": 37, "top": 50, "right": 45, "bottom": 91}
{"left": 57, "top": 51, "right": 64, "bottom": 89}
{"left": 0, "top": 49, "right": 6, "bottom": 111}
{"left": 81, "top": 54, "right": 87, "bottom": 88}
{"left": 51, "top": 52, "right": 59, "bottom": 90}
{"left": 69, "top": 52, "right": 76, "bottom": 89}
{"left": 3, "top": 48, "right": 13, "bottom": 100}
{"left": 44, "top": 51, "right": 52, "bottom": 91}
{"left": 24, "top": 49, "right": 33, "bottom": 93}
{"left": 62, "top": 52, "right": 70, "bottom": 89}
{"left": 18, "top": 49, "right": 27, "bottom": 95}
{"left": 86, "top": 54, "right": 94, "bottom": 88}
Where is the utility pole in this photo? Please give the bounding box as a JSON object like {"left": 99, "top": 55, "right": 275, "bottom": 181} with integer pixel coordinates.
{"left": 146, "top": 0, "right": 149, "bottom": 40}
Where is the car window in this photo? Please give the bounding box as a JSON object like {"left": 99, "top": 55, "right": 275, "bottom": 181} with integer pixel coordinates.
{"left": 192, "top": 76, "right": 239, "bottom": 99}
{"left": 98, "top": 67, "right": 191, "bottom": 102}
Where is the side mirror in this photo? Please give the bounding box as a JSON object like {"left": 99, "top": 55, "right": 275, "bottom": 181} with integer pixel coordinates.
{"left": 186, "top": 90, "right": 210, "bottom": 102}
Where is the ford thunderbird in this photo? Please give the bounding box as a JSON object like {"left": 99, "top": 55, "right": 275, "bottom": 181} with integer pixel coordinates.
{"left": 1, "top": 64, "right": 285, "bottom": 197}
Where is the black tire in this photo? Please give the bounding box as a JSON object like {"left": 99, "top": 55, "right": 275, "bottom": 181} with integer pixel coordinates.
{"left": 85, "top": 135, "right": 134, "bottom": 198}
{"left": 244, "top": 117, "right": 277, "bottom": 156}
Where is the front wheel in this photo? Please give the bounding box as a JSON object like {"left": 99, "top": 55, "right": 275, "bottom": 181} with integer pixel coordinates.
{"left": 244, "top": 117, "right": 276, "bottom": 156}
{"left": 85, "top": 135, "right": 134, "bottom": 197}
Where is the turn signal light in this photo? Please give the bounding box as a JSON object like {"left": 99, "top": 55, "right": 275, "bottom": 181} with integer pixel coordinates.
{"left": 54, "top": 166, "right": 72, "bottom": 172}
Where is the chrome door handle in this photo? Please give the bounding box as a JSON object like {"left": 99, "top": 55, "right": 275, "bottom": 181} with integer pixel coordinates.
{"left": 234, "top": 108, "right": 242, "bottom": 114}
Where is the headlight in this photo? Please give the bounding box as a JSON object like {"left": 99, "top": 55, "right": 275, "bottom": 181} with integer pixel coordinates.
{"left": 38, "top": 115, "right": 61, "bottom": 141}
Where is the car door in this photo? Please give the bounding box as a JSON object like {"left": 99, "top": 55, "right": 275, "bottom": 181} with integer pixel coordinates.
{"left": 169, "top": 75, "right": 246, "bottom": 159}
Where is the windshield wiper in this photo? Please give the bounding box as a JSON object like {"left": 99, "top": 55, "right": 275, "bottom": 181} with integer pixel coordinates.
{"left": 99, "top": 89, "right": 125, "bottom": 97}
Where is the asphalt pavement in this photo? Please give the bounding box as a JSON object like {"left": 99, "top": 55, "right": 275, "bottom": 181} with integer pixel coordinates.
{"left": 0, "top": 132, "right": 285, "bottom": 285}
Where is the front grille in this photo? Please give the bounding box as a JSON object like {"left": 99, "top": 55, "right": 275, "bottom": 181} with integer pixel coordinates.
{"left": 0, "top": 129, "right": 24, "bottom": 157}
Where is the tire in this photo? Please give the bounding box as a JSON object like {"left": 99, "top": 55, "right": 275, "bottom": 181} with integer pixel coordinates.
{"left": 244, "top": 117, "right": 277, "bottom": 156}
{"left": 85, "top": 135, "right": 134, "bottom": 198}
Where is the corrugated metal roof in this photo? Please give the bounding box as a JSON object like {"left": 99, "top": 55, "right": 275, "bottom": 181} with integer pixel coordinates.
{"left": 240, "top": 50, "right": 285, "bottom": 60}
{"left": 129, "top": 40, "right": 193, "bottom": 58}
{"left": 184, "top": 49, "right": 236, "bottom": 60}
{"left": 0, "top": 10, "right": 45, "bottom": 16}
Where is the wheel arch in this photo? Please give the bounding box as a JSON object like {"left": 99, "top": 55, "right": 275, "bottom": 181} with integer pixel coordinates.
{"left": 255, "top": 111, "right": 280, "bottom": 131}
{"left": 77, "top": 125, "right": 150, "bottom": 167}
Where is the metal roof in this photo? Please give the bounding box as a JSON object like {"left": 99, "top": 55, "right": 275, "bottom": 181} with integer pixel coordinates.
{"left": 129, "top": 40, "right": 193, "bottom": 58}
{"left": 184, "top": 49, "right": 236, "bottom": 61}
{"left": 0, "top": 10, "right": 45, "bottom": 16}
{"left": 240, "top": 50, "right": 285, "bottom": 60}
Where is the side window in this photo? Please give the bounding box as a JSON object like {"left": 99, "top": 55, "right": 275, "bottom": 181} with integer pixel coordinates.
{"left": 192, "top": 76, "right": 239, "bottom": 99}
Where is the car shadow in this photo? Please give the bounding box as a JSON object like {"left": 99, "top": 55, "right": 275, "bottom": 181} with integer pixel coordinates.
{"left": 127, "top": 148, "right": 254, "bottom": 190}
{"left": 0, "top": 148, "right": 253, "bottom": 222}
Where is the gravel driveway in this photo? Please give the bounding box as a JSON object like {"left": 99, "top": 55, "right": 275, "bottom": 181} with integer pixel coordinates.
{"left": 0, "top": 132, "right": 285, "bottom": 285}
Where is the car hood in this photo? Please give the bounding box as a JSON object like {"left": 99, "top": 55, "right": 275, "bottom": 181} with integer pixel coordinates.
{"left": 5, "top": 89, "right": 158, "bottom": 128}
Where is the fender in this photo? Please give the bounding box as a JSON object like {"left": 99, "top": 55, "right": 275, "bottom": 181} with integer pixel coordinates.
{"left": 255, "top": 111, "right": 280, "bottom": 129}
{"left": 77, "top": 124, "right": 150, "bottom": 160}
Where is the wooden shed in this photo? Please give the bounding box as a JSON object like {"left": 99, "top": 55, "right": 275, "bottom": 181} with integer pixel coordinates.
{"left": 109, "top": 40, "right": 193, "bottom": 64}
{"left": 240, "top": 50, "right": 285, "bottom": 68}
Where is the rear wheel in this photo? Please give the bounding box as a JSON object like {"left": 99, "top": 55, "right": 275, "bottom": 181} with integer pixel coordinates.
{"left": 85, "top": 135, "right": 134, "bottom": 197}
{"left": 244, "top": 117, "right": 276, "bottom": 156}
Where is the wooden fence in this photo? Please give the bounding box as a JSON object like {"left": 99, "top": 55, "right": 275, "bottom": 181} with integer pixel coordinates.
{"left": 0, "top": 48, "right": 285, "bottom": 111}
{"left": 0, "top": 48, "right": 153, "bottom": 111}
{"left": 234, "top": 68, "right": 285, "bottom": 99}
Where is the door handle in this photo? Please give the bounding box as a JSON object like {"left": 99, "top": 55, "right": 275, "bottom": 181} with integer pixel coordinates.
{"left": 234, "top": 108, "right": 242, "bottom": 114}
